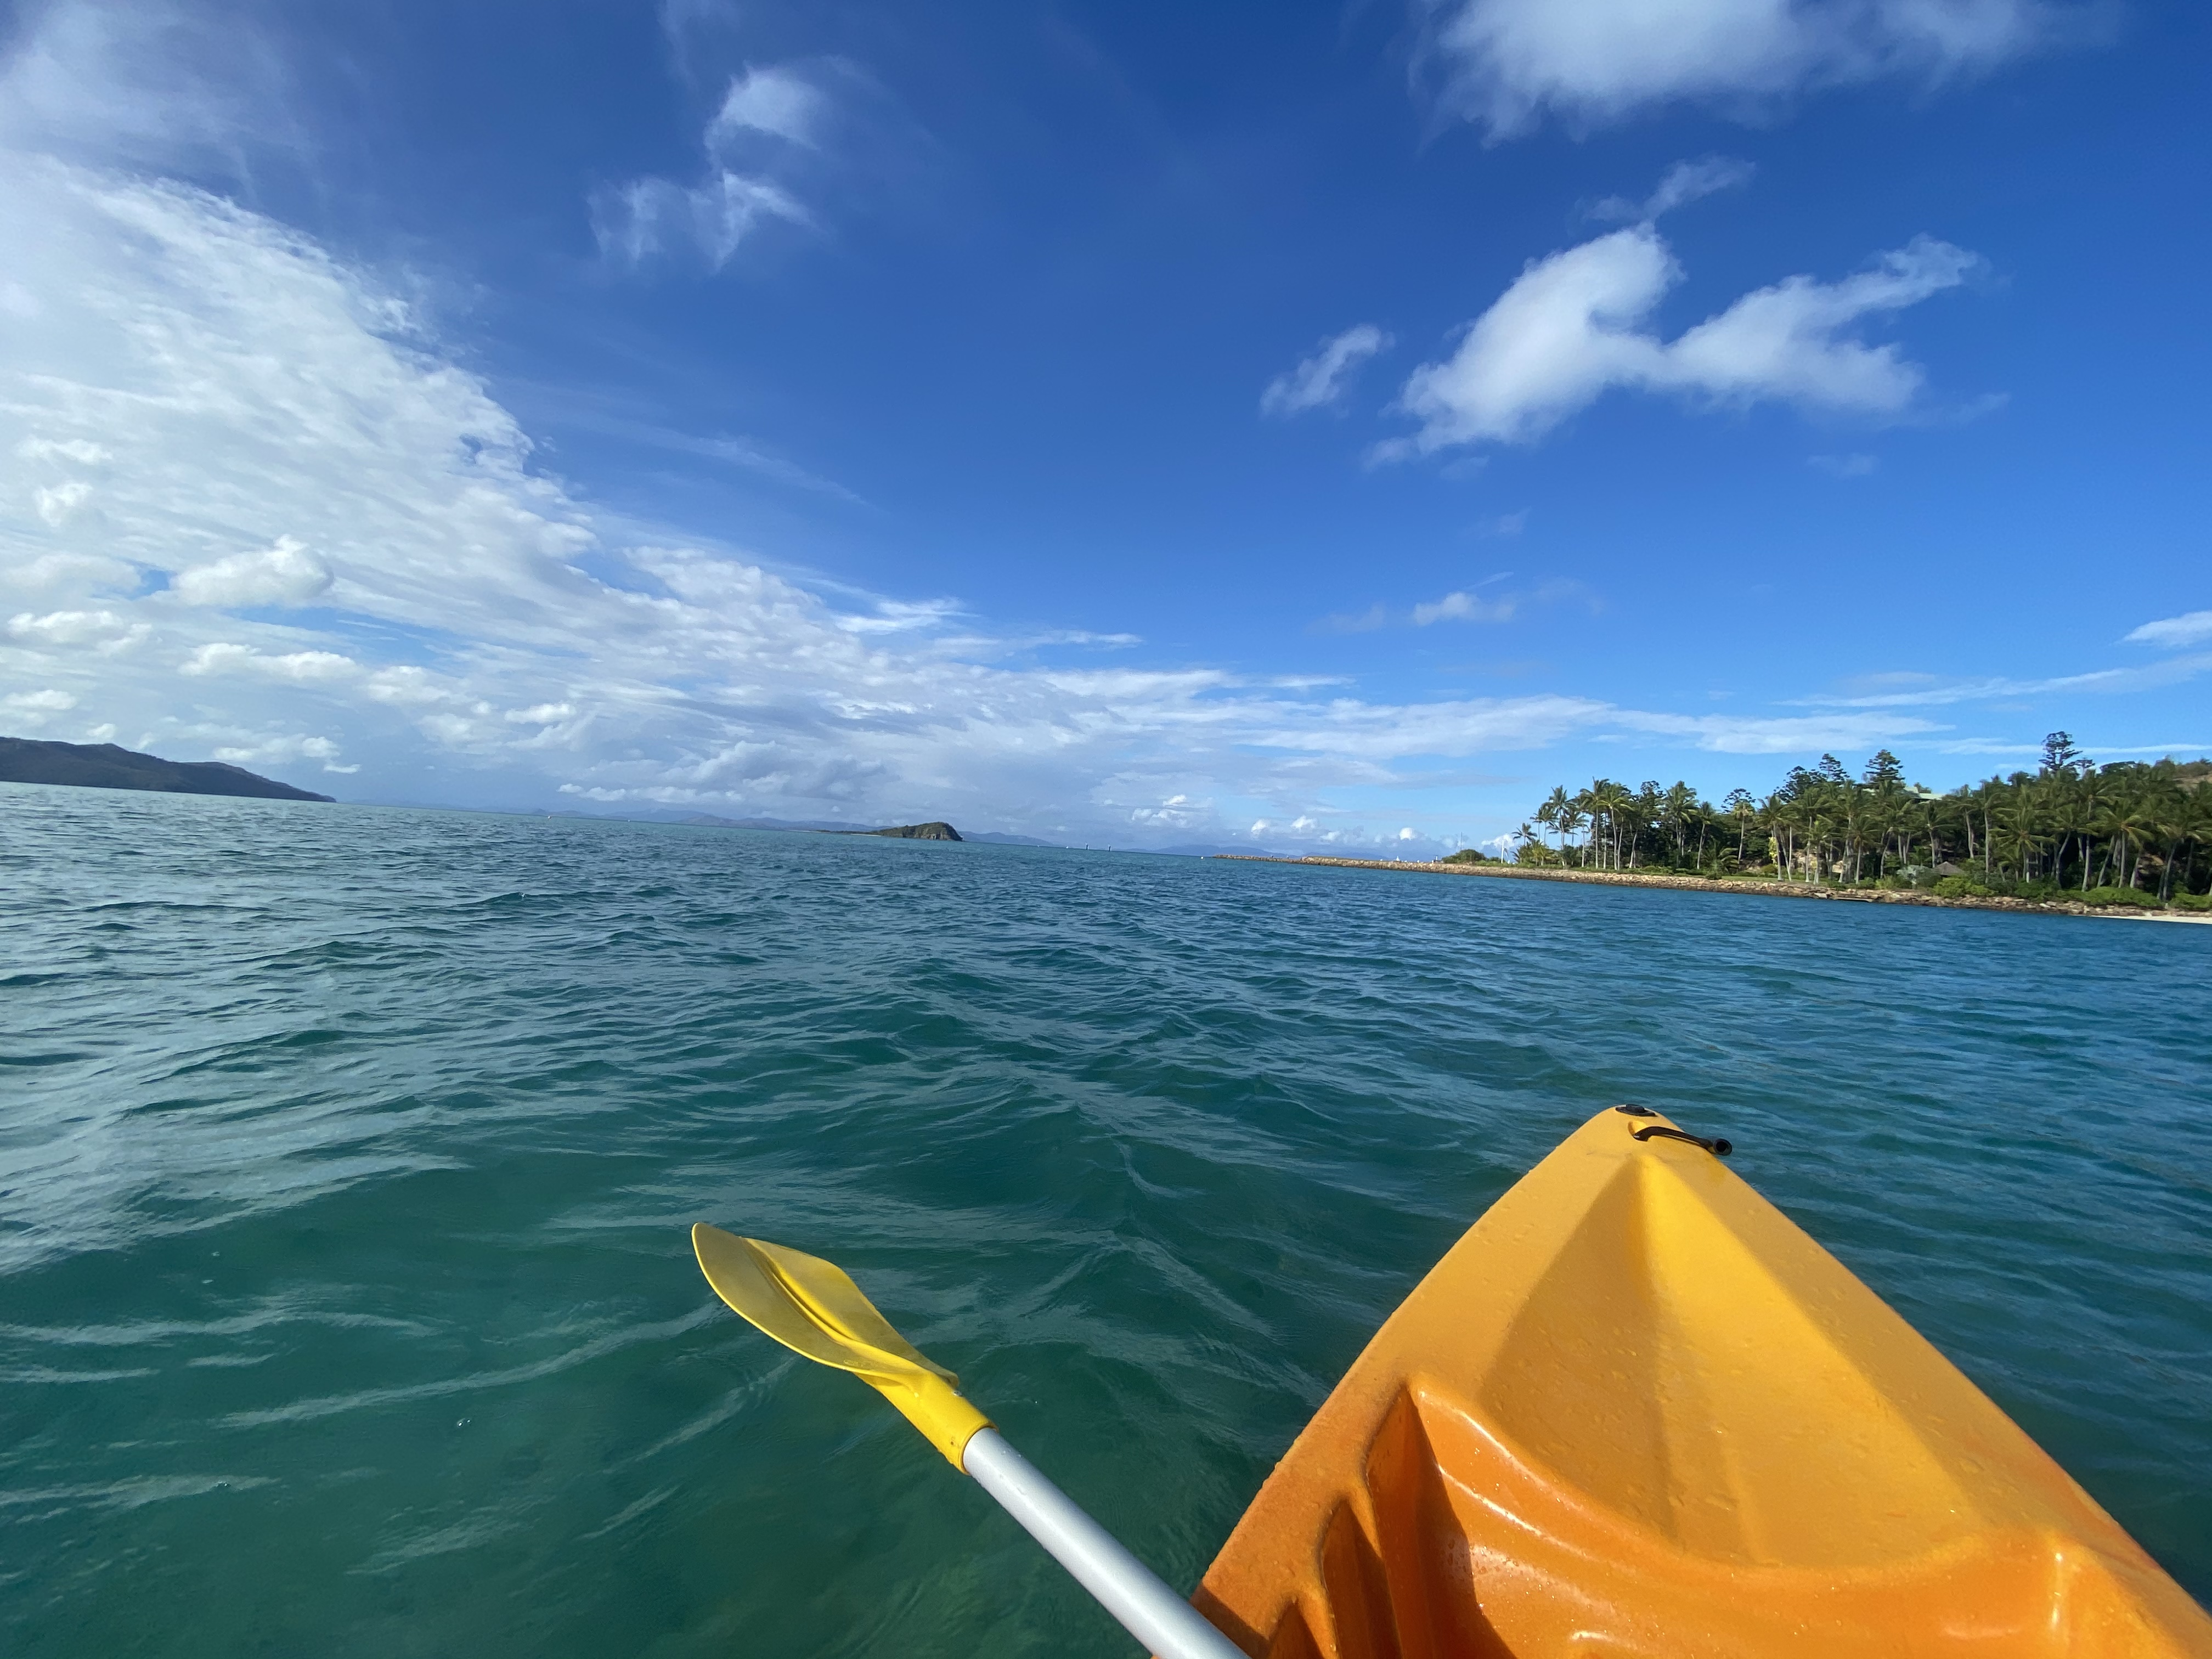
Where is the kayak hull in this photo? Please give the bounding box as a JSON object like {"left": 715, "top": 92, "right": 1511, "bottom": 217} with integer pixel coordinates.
{"left": 1191, "top": 1108, "right": 2211, "bottom": 1658}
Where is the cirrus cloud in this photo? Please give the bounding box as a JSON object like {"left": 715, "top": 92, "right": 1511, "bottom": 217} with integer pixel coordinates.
{"left": 2125, "top": 610, "right": 2212, "bottom": 651}
{"left": 592, "top": 61, "right": 832, "bottom": 272}
{"left": 1262, "top": 324, "right": 1393, "bottom": 417}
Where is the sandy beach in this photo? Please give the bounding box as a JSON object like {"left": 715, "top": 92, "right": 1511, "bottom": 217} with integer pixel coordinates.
{"left": 1212, "top": 855, "right": 2212, "bottom": 923}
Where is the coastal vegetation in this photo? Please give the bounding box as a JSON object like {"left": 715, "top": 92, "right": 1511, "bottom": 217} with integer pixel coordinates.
{"left": 0, "top": 736, "right": 334, "bottom": 802}
{"left": 1482, "top": 735, "right": 2212, "bottom": 910}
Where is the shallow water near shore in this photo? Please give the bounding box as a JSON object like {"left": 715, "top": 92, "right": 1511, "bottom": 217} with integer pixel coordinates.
{"left": 4, "top": 781, "right": 2209, "bottom": 1657}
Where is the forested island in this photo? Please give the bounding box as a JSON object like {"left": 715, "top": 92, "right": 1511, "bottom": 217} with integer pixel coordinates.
{"left": 0, "top": 736, "right": 334, "bottom": 802}
{"left": 1462, "top": 735, "right": 2209, "bottom": 910}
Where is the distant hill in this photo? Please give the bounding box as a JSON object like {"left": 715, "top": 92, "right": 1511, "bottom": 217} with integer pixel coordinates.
{"left": 1155, "top": 843, "right": 1286, "bottom": 858}
{"left": 965, "top": 831, "right": 1062, "bottom": 847}
{"left": 672, "top": 811, "right": 868, "bottom": 832}
{"left": 665, "top": 812, "right": 965, "bottom": 840}
{"left": 0, "top": 737, "right": 334, "bottom": 802}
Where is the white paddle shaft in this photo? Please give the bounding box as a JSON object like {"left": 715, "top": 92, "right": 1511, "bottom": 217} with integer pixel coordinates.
{"left": 962, "top": 1428, "right": 1246, "bottom": 1659}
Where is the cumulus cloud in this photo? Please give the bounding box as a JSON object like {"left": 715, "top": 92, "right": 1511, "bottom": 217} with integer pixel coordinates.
{"left": 7, "top": 607, "right": 147, "bottom": 651}
{"left": 181, "top": 642, "right": 359, "bottom": 681}
{"left": 2126, "top": 611, "right": 2212, "bottom": 650}
{"left": 33, "top": 479, "right": 93, "bottom": 524}
{"left": 594, "top": 63, "right": 825, "bottom": 270}
{"left": 1422, "top": 0, "right": 2068, "bottom": 138}
{"left": 1386, "top": 226, "right": 1978, "bottom": 453}
{"left": 170, "top": 537, "right": 332, "bottom": 607}
{"left": 1261, "top": 324, "right": 1393, "bottom": 416}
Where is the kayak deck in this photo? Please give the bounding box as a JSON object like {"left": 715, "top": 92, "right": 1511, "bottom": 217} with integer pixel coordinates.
{"left": 1190, "top": 1107, "right": 2211, "bottom": 1658}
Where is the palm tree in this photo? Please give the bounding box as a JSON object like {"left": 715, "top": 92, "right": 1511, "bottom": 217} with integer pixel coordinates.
{"left": 1997, "top": 793, "right": 2045, "bottom": 884}
{"left": 1536, "top": 786, "right": 1570, "bottom": 856}
{"left": 1559, "top": 794, "right": 1591, "bottom": 866}
{"left": 1513, "top": 753, "right": 2210, "bottom": 904}
{"left": 2148, "top": 786, "right": 2194, "bottom": 901}
{"left": 2097, "top": 793, "right": 2151, "bottom": 889}
{"left": 1724, "top": 788, "right": 1756, "bottom": 871}
{"left": 1592, "top": 781, "right": 1634, "bottom": 871}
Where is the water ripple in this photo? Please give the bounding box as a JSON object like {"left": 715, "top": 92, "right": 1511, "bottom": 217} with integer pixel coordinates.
{"left": 2, "top": 781, "right": 2207, "bottom": 1657}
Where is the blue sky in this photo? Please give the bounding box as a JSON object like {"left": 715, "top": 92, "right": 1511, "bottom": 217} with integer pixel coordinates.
{"left": 1, "top": 0, "right": 2205, "bottom": 851}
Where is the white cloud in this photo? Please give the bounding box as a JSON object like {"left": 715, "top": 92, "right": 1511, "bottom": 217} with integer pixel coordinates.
{"left": 1389, "top": 227, "right": 1977, "bottom": 453}
{"left": 33, "top": 478, "right": 93, "bottom": 524}
{"left": 7, "top": 607, "right": 144, "bottom": 649}
{"left": 2, "top": 550, "right": 137, "bottom": 595}
{"left": 16, "top": 436, "right": 110, "bottom": 463}
{"left": 1262, "top": 324, "right": 1393, "bottom": 417}
{"left": 711, "top": 65, "right": 825, "bottom": 148}
{"left": 0, "top": 127, "right": 1974, "bottom": 842}
{"left": 181, "top": 642, "right": 359, "bottom": 681}
{"left": 1795, "top": 656, "right": 2212, "bottom": 708}
{"left": 0, "top": 0, "right": 303, "bottom": 174}
{"left": 170, "top": 536, "right": 332, "bottom": 607}
{"left": 199, "top": 729, "right": 349, "bottom": 770}
{"left": 4, "top": 687, "right": 77, "bottom": 712}
{"left": 1412, "top": 590, "right": 1517, "bottom": 625}
{"left": 592, "top": 172, "right": 809, "bottom": 270}
{"left": 1615, "top": 708, "right": 1944, "bottom": 753}
{"left": 2126, "top": 611, "right": 2212, "bottom": 650}
{"left": 594, "top": 63, "right": 825, "bottom": 271}
{"left": 1590, "top": 156, "right": 1754, "bottom": 223}
{"left": 1424, "top": 0, "right": 2066, "bottom": 138}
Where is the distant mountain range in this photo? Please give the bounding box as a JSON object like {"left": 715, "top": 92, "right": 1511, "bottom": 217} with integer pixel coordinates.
{"left": 0, "top": 752, "right": 1290, "bottom": 851}
{"left": 1153, "top": 843, "right": 1285, "bottom": 858}
{"left": 665, "top": 812, "right": 1057, "bottom": 847}
{"left": 0, "top": 737, "right": 334, "bottom": 802}
{"left": 669, "top": 811, "right": 878, "bottom": 832}
{"left": 541, "top": 809, "right": 1282, "bottom": 856}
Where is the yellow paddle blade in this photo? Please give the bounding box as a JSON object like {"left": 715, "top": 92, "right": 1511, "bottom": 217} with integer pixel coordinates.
{"left": 691, "top": 1223, "right": 991, "bottom": 1467}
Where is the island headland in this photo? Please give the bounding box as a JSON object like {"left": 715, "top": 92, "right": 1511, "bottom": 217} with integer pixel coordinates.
{"left": 841, "top": 821, "right": 963, "bottom": 840}
{"left": 0, "top": 737, "right": 335, "bottom": 802}
{"left": 1226, "top": 735, "right": 2211, "bottom": 922}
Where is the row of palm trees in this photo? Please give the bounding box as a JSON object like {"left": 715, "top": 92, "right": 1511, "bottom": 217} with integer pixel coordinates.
{"left": 1505, "top": 736, "right": 2212, "bottom": 901}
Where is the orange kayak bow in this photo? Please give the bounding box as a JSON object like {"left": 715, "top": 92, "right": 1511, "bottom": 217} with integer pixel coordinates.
{"left": 1188, "top": 1107, "right": 2212, "bottom": 1658}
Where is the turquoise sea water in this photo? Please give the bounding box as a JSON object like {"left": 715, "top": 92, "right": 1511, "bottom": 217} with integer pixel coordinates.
{"left": 3, "top": 782, "right": 2209, "bottom": 1656}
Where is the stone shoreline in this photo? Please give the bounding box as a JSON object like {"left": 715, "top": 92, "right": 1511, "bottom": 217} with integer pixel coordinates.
{"left": 1209, "top": 855, "right": 2212, "bottom": 923}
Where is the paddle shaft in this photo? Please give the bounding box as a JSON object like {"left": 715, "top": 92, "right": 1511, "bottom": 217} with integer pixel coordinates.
{"left": 962, "top": 1429, "right": 1245, "bottom": 1659}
